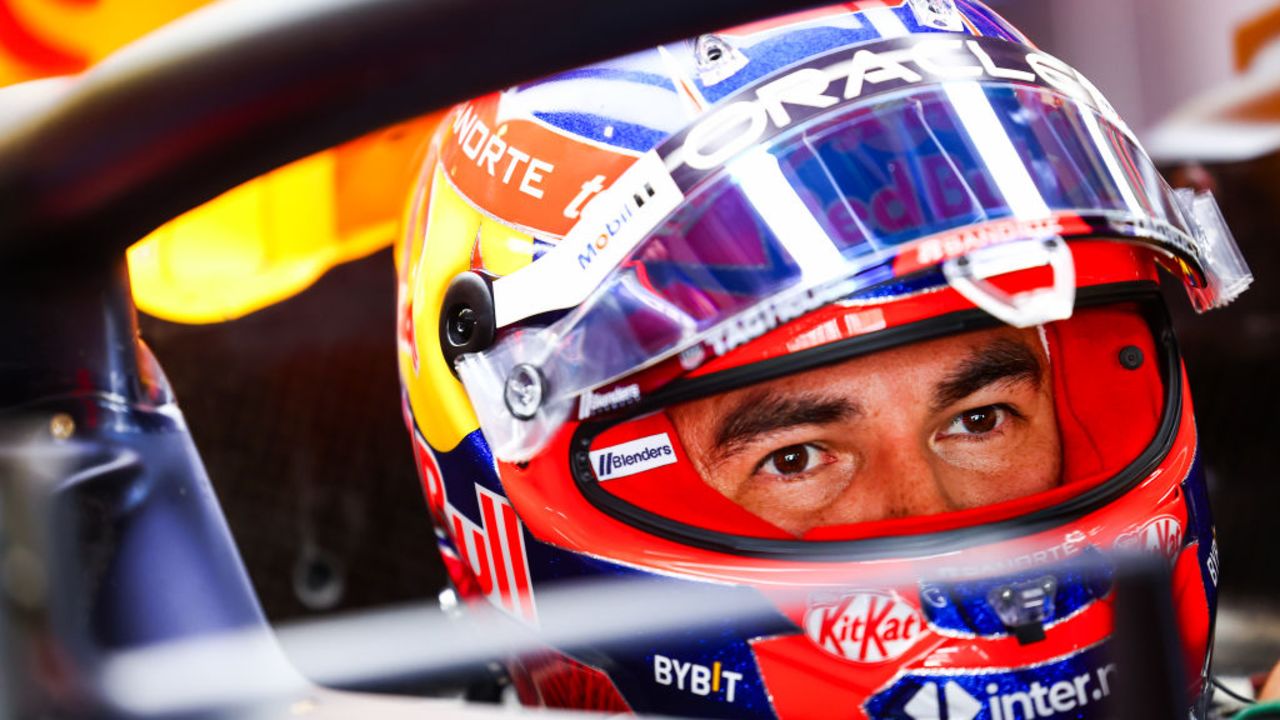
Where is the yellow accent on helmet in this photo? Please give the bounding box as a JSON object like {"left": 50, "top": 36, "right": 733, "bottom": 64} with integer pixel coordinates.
{"left": 476, "top": 215, "right": 535, "bottom": 278}
{"left": 398, "top": 162, "right": 535, "bottom": 452}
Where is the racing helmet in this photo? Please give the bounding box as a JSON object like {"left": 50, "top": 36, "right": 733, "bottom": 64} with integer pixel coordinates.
{"left": 396, "top": 2, "right": 1252, "bottom": 717}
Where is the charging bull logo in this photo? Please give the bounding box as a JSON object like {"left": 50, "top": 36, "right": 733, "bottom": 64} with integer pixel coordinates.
{"left": 804, "top": 591, "right": 927, "bottom": 663}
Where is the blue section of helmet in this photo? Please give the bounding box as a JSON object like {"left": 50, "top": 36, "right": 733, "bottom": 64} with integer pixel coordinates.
{"left": 848, "top": 266, "right": 948, "bottom": 301}
{"left": 532, "top": 237, "right": 557, "bottom": 261}
{"left": 628, "top": 637, "right": 779, "bottom": 717}
{"left": 523, "top": 549, "right": 793, "bottom": 718}
{"left": 865, "top": 641, "right": 1116, "bottom": 719}
{"left": 533, "top": 112, "right": 668, "bottom": 154}
{"left": 518, "top": 66, "right": 677, "bottom": 93}
{"left": 697, "top": 25, "right": 885, "bottom": 104}
{"left": 431, "top": 429, "right": 503, "bottom": 526}
{"left": 917, "top": 547, "right": 1114, "bottom": 637}
{"left": 496, "top": 497, "right": 794, "bottom": 717}
{"left": 1180, "top": 453, "right": 1218, "bottom": 611}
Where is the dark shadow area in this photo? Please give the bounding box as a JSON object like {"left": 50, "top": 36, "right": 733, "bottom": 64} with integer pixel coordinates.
{"left": 137, "top": 248, "right": 446, "bottom": 622}
{"left": 1163, "top": 154, "right": 1280, "bottom": 605}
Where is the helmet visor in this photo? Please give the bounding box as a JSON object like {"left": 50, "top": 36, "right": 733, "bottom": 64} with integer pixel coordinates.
{"left": 460, "top": 64, "right": 1237, "bottom": 462}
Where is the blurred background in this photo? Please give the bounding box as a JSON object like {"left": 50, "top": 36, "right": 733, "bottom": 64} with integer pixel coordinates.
{"left": 995, "top": 0, "right": 1276, "bottom": 134}
{"left": 3, "top": 0, "right": 1278, "bottom": 682}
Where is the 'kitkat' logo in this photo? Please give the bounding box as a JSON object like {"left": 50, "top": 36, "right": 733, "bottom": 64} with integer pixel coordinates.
{"left": 1114, "top": 515, "right": 1183, "bottom": 560}
{"left": 804, "top": 591, "right": 927, "bottom": 663}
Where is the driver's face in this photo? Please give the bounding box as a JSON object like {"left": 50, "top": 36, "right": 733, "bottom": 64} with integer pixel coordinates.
{"left": 668, "top": 326, "right": 1061, "bottom": 536}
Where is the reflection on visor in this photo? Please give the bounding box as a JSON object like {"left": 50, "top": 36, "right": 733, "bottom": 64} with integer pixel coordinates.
{"left": 460, "top": 78, "right": 1242, "bottom": 463}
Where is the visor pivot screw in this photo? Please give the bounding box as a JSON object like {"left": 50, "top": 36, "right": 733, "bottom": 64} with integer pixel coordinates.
{"left": 505, "top": 364, "right": 545, "bottom": 420}
{"left": 696, "top": 34, "right": 730, "bottom": 65}
{"left": 1118, "top": 346, "right": 1144, "bottom": 370}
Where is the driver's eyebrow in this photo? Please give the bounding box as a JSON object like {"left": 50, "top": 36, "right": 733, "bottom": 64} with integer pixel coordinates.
{"left": 930, "top": 337, "right": 1043, "bottom": 412}
{"left": 713, "top": 391, "right": 860, "bottom": 455}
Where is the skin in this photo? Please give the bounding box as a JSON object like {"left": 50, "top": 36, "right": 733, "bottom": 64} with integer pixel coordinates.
{"left": 1260, "top": 662, "right": 1280, "bottom": 701}
{"left": 667, "top": 326, "right": 1061, "bottom": 537}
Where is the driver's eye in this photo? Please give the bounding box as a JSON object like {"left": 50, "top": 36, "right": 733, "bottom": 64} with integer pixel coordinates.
{"left": 758, "top": 444, "right": 823, "bottom": 477}
{"left": 961, "top": 407, "right": 999, "bottom": 433}
{"left": 940, "top": 404, "right": 1012, "bottom": 438}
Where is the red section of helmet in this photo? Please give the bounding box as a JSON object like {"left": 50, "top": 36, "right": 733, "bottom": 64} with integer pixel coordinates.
{"left": 1173, "top": 540, "right": 1212, "bottom": 691}
{"left": 501, "top": 241, "right": 1193, "bottom": 559}
{"left": 1048, "top": 304, "right": 1164, "bottom": 487}
{"left": 509, "top": 652, "right": 632, "bottom": 712}
{"left": 440, "top": 550, "right": 486, "bottom": 601}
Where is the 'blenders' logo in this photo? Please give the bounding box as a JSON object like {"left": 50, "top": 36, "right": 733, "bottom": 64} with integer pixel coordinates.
{"left": 804, "top": 591, "right": 927, "bottom": 663}
{"left": 590, "top": 433, "right": 678, "bottom": 481}
{"left": 578, "top": 383, "right": 641, "bottom": 419}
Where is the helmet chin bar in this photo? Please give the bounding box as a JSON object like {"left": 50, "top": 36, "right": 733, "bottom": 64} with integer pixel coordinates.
{"left": 943, "top": 235, "right": 1076, "bottom": 329}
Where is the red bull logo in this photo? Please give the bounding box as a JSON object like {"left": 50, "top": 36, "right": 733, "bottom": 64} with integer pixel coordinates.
{"left": 409, "top": 426, "right": 446, "bottom": 516}
{"left": 804, "top": 591, "right": 927, "bottom": 663}
{"left": 447, "top": 485, "right": 538, "bottom": 625}
{"left": 406, "top": 424, "right": 537, "bottom": 625}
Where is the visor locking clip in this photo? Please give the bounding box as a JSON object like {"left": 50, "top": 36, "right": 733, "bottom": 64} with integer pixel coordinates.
{"left": 943, "top": 235, "right": 1076, "bottom": 329}
{"left": 988, "top": 575, "right": 1058, "bottom": 645}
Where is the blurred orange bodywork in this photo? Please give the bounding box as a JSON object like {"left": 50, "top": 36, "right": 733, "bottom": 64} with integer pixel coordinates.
{"left": 128, "top": 114, "right": 442, "bottom": 323}
{"left": 1, "top": 0, "right": 441, "bottom": 323}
